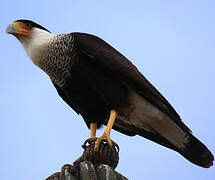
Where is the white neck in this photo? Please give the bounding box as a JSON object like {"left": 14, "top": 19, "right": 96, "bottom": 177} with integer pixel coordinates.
{"left": 21, "top": 28, "right": 56, "bottom": 66}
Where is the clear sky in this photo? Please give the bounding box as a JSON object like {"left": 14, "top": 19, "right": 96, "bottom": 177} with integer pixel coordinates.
{"left": 0, "top": 1, "right": 214, "bottom": 179}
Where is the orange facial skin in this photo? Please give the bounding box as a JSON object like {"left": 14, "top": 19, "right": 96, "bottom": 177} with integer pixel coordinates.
{"left": 6, "top": 21, "right": 32, "bottom": 40}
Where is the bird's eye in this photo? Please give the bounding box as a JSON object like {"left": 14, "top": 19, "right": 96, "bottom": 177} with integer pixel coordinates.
{"left": 26, "top": 23, "right": 31, "bottom": 27}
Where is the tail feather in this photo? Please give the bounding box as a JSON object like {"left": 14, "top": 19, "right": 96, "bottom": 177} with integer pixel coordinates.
{"left": 113, "top": 118, "right": 214, "bottom": 168}
{"left": 178, "top": 134, "right": 214, "bottom": 168}
{"left": 113, "top": 89, "right": 214, "bottom": 168}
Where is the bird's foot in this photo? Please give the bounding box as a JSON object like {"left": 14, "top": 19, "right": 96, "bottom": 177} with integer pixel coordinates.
{"left": 94, "top": 133, "right": 117, "bottom": 151}
{"left": 84, "top": 137, "right": 98, "bottom": 146}
{"left": 83, "top": 134, "right": 119, "bottom": 152}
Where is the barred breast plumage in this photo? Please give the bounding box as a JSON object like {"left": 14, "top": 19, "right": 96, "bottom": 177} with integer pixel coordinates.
{"left": 38, "top": 34, "right": 78, "bottom": 87}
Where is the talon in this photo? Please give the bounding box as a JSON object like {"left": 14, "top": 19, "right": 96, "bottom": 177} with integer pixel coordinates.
{"left": 94, "top": 138, "right": 102, "bottom": 151}
{"left": 83, "top": 137, "right": 97, "bottom": 148}
{"left": 83, "top": 136, "right": 119, "bottom": 152}
{"left": 94, "top": 133, "right": 117, "bottom": 151}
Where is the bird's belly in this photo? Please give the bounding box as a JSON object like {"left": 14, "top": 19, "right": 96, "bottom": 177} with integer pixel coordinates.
{"left": 60, "top": 66, "right": 128, "bottom": 128}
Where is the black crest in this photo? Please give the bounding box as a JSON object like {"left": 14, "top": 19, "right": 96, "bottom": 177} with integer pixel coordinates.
{"left": 15, "top": 19, "right": 50, "bottom": 32}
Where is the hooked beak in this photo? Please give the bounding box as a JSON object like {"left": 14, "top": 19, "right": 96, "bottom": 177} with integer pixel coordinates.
{"left": 6, "top": 22, "right": 31, "bottom": 37}
{"left": 6, "top": 24, "right": 16, "bottom": 34}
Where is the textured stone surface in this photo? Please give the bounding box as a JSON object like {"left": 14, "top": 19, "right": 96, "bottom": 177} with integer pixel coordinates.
{"left": 79, "top": 161, "right": 97, "bottom": 180}
{"left": 46, "top": 172, "right": 61, "bottom": 180}
{"left": 61, "top": 164, "right": 79, "bottom": 180}
{"left": 96, "top": 164, "right": 118, "bottom": 180}
{"left": 46, "top": 162, "right": 128, "bottom": 180}
{"left": 46, "top": 141, "right": 127, "bottom": 180}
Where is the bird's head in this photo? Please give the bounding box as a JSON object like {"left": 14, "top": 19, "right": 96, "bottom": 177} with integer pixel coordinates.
{"left": 6, "top": 20, "right": 54, "bottom": 64}
{"left": 6, "top": 19, "right": 50, "bottom": 43}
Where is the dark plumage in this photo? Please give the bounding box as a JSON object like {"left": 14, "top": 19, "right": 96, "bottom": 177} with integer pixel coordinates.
{"left": 6, "top": 20, "right": 214, "bottom": 168}
{"left": 15, "top": 19, "right": 50, "bottom": 32}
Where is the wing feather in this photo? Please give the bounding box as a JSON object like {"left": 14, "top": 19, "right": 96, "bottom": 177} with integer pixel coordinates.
{"left": 72, "top": 32, "right": 190, "bottom": 133}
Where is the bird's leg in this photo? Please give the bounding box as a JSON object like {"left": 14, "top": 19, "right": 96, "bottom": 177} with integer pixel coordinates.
{"left": 94, "top": 110, "right": 117, "bottom": 151}
{"left": 83, "top": 110, "right": 118, "bottom": 151}
{"left": 90, "top": 123, "right": 97, "bottom": 138}
{"left": 84, "top": 123, "right": 98, "bottom": 144}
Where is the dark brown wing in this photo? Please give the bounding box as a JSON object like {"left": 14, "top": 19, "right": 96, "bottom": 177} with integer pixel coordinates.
{"left": 71, "top": 32, "right": 190, "bottom": 133}
{"left": 70, "top": 33, "right": 214, "bottom": 168}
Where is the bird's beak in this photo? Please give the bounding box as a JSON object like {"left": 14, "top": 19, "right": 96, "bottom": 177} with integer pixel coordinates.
{"left": 6, "top": 24, "right": 16, "bottom": 34}
{"left": 6, "top": 22, "right": 31, "bottom": 36}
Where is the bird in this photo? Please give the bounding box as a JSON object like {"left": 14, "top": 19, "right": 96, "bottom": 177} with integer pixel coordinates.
{"left": 6, "top": 19, "right": 213, "bottom": 168}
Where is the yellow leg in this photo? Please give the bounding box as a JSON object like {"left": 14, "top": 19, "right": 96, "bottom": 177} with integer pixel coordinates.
{"left": 103, "top": 110, "right": 117, "bottom": 136}
{"left": 74, "top": 123, "right": 97, "bottom": 163}
{"left": 94, "top": 110, "right": 117, "bottom": 151}
{"left": 90, "top": 123, "right": 97, "bottom": 138}
{"left": 84, "top": 123, "right": 97, "bottom": 142}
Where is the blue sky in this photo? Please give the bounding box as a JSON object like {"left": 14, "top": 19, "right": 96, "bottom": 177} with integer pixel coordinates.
{"left": 0, "top": 1, "right": 214, "bottom": 179}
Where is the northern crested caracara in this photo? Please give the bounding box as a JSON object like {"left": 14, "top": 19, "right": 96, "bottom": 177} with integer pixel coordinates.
{"left": 6, "top": 19, "right": 213, "bottom": 168}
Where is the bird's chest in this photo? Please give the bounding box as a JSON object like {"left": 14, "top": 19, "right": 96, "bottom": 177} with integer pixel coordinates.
{"left": 37, "top": 35, "right": 77, "bottom": 87}
{"left": 39, "top": 52, "right": 77, "bottom": 87}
